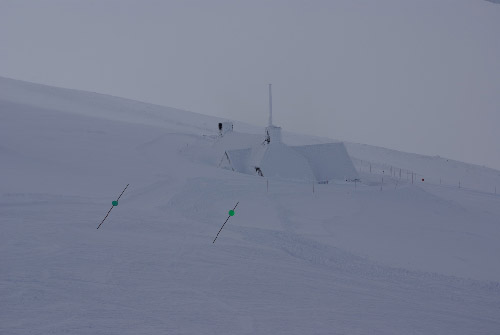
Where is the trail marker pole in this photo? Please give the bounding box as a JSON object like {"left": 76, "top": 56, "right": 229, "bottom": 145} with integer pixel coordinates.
{"left": 97, "top": 184, "right": 129, "bottom": 229}
{"left": 213, "top": 202, "right": 239, "bottom": 244}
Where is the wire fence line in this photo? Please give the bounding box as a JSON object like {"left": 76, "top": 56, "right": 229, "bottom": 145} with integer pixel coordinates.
{"left": 351, "top": 158, "right": 499, "bottom": 196}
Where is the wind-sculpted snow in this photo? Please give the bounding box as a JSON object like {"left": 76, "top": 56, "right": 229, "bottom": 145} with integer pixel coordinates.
{"left": 1, "top": 78, "right": 500, "bottom": 334}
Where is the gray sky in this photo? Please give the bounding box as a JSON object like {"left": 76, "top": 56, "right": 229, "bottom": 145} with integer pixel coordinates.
{"left": 1, "top": 0, "right": 499, "bottom": 169}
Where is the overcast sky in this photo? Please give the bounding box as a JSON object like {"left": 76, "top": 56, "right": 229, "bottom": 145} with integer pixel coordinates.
{"left": 1, "top": 0, "right": 499, "bottom": 169}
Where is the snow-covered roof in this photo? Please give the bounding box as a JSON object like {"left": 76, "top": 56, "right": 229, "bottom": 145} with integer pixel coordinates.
{"left": 291, "top": 143, "right": 358, "bottom": 181}
{"left": 220, "top": 133, "right": 358, "bottom": 182}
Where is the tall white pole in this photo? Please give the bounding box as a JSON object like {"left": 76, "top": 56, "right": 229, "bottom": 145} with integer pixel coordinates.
{"left": 268, "top": 83, "right": 273, "bottom": 127}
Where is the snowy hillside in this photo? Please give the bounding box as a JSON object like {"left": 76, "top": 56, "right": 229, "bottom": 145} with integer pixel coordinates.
{"left": 1, "top": 77, "right": 499, "bottom": 334}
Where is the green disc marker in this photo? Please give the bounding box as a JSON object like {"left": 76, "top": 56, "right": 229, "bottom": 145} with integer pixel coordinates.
{"left": 112, "top": 200, "right": 118, "bottom": 206}
{"left": 228, "top": 209, "right": 235, "bottom": 216}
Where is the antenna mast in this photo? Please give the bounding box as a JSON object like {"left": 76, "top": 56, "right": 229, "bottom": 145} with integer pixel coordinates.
{"left": 268, "top": 83, "right": 273, "bottom": 126}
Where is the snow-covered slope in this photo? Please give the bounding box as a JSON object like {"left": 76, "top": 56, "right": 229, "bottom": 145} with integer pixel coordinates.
{"left": 1, "top": 77, "right": 499, "bottom": 334}
{"left": 0, "top": 76, "right": 225, "bottom": 135}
